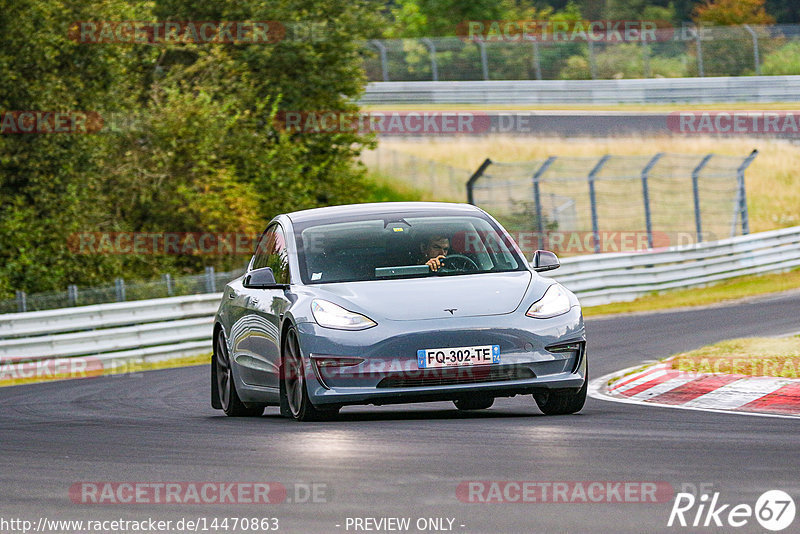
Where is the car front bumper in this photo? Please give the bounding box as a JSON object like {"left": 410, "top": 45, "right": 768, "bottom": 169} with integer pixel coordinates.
{"left": 294, "top": 306, "right": 586, "bottom": 407}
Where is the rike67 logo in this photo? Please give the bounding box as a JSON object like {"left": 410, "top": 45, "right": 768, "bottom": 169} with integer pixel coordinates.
{"left": 668, "top": 489, "right": 795, "bottom": 531}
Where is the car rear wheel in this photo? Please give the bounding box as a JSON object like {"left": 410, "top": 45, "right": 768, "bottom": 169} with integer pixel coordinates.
{"left": 454, "top": 396, "right": 494, "bottom": 410}
{"left": 534, "top": 375, "right": 587, "bottom": 415}
{"left": 214, "top": 330, "right": 264, "bottom": 417}
{"left": 280, "top": 328, "right": 339, "bottom": 422}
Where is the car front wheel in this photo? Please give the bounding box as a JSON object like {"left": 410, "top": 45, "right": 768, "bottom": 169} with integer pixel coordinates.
{"left": 534, "top": 376, "right": 587, "bottom": 415}
{"left": 280, "top": 327, "right": 339, "bottom": 422}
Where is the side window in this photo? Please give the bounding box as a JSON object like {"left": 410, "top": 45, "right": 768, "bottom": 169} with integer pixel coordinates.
{"left": 251, "top": 225, "right": 290, "bottom": 284}
{"left": 251, "top": 227, "right": 274, "bottom": 271}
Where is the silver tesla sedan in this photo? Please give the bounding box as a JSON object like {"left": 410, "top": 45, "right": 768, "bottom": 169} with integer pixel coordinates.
{"left": 212, "top": 202, "right": 586, "bottom": 421}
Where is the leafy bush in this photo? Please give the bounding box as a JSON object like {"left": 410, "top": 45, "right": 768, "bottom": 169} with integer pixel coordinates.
{"left": 761, "top": 41, "right": 800, "bottom": 75}
{"left": 559, "top": 43, "right": 689, "bottom": 79}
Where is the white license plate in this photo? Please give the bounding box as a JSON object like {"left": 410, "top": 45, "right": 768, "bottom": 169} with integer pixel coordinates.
{"left": 417, "top": 345, "right": 500, "bottom": 369}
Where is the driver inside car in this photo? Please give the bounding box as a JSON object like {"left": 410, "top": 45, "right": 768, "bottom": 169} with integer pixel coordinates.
{"left": 419, "top": 234, "right": 450, "bottom": 271}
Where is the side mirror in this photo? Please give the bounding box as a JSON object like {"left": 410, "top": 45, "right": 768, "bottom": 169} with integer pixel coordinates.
{"left": 532, "top": 250, "right": 560, "bottom": 272}
{"left": 243, "top": 267, "right": 286, "bottom": 289}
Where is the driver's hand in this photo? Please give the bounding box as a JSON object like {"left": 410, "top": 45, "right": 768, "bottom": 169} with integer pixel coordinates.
{"left": 426, "top": 255, "right": 446, "bottom": 271}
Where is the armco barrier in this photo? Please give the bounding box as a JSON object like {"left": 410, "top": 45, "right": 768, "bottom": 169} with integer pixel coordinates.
{"left": 360, "top": 76, "right": 800, "bottom": 105}
{"left": 1, "top": 226, "right": 798, "bottom": 367}
{"left": 0, "top": 294, "right": 221, "bottom": 368}
{"left": 544, "top": 226, "right": 800, "bottom": 306}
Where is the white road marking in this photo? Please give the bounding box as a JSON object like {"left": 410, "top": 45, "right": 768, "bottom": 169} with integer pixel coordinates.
{"left": 610, "top": 366, "right": 670, "bottom": 394}
{"left": 682, "top": 377, "right": 791, "bottom": 410}
{"left": 589, "top": 366, "right": 800, "bottom": 420}
{"left": 628, "top": 376, "right": 695, "bottom": 400}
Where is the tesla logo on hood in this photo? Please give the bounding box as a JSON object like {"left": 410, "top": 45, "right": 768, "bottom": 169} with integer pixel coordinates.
{"left": 444, "top": 308, "right": 457, "bottom": 315}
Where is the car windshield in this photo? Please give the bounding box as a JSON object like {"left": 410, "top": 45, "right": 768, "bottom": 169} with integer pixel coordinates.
{"left": 294, "top": 213, "right": 526, "bottom": 284}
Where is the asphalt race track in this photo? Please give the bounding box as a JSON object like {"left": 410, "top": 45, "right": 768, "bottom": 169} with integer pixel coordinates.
{"left": 1, "top": 291, "right": 799, "bottom": 533}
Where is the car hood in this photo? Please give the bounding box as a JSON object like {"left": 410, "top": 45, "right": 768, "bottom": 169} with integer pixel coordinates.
{"left": 313, "top": 271, "right": 534, "bottom": 320}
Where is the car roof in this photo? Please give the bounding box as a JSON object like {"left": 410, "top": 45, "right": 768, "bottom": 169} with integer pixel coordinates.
{"left": 285, "top": 202, "right": 483, "bottom": 224}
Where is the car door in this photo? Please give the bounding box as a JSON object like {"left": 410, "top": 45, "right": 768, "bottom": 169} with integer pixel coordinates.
{"left": 234, "top": 224, "right": 292, "bottom": 389}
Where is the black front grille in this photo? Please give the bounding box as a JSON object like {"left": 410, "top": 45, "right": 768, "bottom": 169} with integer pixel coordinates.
{"left": 376, "top": 365, "right": 535, "bottom": 388}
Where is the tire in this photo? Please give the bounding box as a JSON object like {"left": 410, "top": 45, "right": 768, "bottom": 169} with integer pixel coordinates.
{"left": 280, "top": 327, "right": 338, "bottom": 422}
{"left": 534, "top": 376, "right": 587, "bottom": 415}
{"left": 454, "top": 396, "right": 494, "bottom": 411}
{"left": 214, "top": 330, "right": 264, "bottom": 417}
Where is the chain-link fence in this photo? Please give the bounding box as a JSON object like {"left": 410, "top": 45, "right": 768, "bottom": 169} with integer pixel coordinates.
{"left": 1, "top": 266, "right": 247, "bottom": 314}
{"left": 360, "top": 146, "right": 471, "bottom": 201}
{"left": 363, "top": 24, "right": 800, "bottom": 81}
{"left": 468, "top": 151, "right": 757, "bottom": 256}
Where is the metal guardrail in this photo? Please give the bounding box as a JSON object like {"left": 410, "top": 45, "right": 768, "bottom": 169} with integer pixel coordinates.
{"left": 1, "top": 226, "right": 798, "bottom": 369}
{"left": 545, "top": 225, "right": 800, "bottom": 306}
{"left": 0, "top": 293, "right": 221, "bottom": 339}
{"left": 0, "top": 294, "right": 221, "bottom": 368}
{"left": 360, "top": 76, "right": 800, "bottom": 105}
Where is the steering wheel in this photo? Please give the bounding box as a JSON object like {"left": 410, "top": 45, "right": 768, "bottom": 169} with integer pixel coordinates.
{"left": 438, "top": 253, "right": 479, "bottom": 273}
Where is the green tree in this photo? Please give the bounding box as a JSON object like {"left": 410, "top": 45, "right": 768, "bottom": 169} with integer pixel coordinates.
{"left": 691, "top": 0, "right": 775, "bottom": 76}
{"left": 0, "top": 0, "right": 151, "bottom": 295}
{"left": 0, "top": 0, "right": 396, "bottom": 297}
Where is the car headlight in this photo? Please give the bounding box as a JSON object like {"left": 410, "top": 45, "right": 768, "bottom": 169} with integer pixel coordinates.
{"left": 526, "top": 284, "right": 571, "bottom": 319}
{"left": 311, "top": 299, "right": 377, "bottom": 330}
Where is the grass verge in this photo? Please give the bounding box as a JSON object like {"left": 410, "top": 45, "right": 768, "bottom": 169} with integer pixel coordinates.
{"left": 0, "top": 353, "right": 210, "bottom": 388}
{"left": 363, "top": 102, "right": 800, "bottom": 112}
{"left": 362, "top": 170, "right": 427, "bottom": 202}
{"left": 584, "top": 267, "right": 800, "bottom": 316}
{"left": 671, "top": 336, "right": 800, "bottom": 378}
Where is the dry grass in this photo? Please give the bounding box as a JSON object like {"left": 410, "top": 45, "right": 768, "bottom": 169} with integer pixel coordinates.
{"left": 378, "top": 135, "right": 800, "bottom": 233}
{"left": 364, "top": 102, "right": 800, "bottom": 112}
{"left": 583, "top": 268, "right": 800, "bottom": 316}
{"left": 0, "top": 353, "right": 209, "bottom": 388}
{"left": 670, "top": 336, "right": 800, "bottom": 378}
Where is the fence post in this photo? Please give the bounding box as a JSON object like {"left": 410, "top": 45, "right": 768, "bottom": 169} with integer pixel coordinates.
{"left": 691, "top": 154, "right": 713, "bottom": 243}
{"left": 476, "top": 41, "right": 489, "bottom": 80}
{"left": 67, "top": 284, "right": 78, "bottom": 306}
{"left": 588, "top": 155, "right": 611, "bottom": 253}
{"left": 588, "top": 41, "right": 597, "bottom": 80}
{"left": 421, "top": 38, "right": 439, "bottom": 81}
{"left": 370, "top": 39, "right": 389, "bottom": 81}
{"left": 15, "top": 290, "right": 27, "bottom": 313}
{"left": 532, "top": 42, "right": 542, "bottom": 80}
{"left": 695, "top": 31, "right": 704, "bottom": 77}
{"left": 163, "top": 273, "right": 174, "bottom": 297}
{"left": 115, "top": 278, "right": 126, "bottom": 302}
{"left": 743, "top": 25, "right": 761, "bottom": 76}
{"left": 736, "top": 149, "right": 758, "bottom": 235}
{"left": 205, "top": 266, "right": 216, "bottom": 293}
{"left": 641, "top": 153, "right": 663, "bottom": 249}
{"left": 466, "top": 158, "right": 493, "bottom": 205}
{"left": 532, "top": 156, "right": 557, "bottom": 236}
